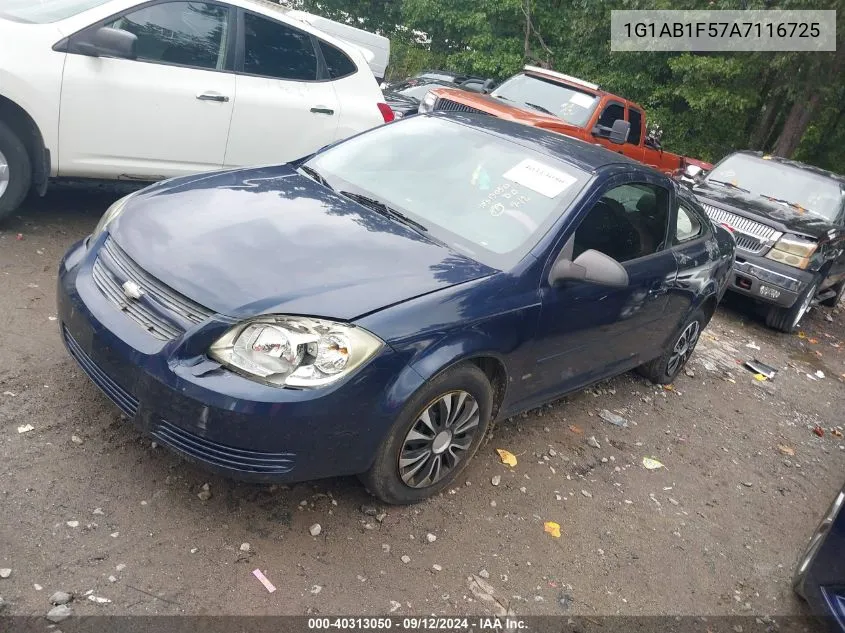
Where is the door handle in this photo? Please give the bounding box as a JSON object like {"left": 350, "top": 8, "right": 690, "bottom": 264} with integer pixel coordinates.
{"left": 196, "top": 92, "right": 230, "bottom": 102}
{"left": 310, "top": 106, "right": 335, "bottom": 115}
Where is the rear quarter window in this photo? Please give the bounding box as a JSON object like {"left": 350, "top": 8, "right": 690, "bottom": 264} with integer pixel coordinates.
{"left": 319, "top": 40, "right": 357, "bottom": 79}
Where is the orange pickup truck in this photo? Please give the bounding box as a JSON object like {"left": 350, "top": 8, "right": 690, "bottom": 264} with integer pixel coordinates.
{"left": 418, "top": 65, "right": 712, "bottom": 176}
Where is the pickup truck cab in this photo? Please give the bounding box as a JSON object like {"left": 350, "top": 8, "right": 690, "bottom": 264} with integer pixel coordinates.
{"left": 692, "top": 151, "right": 845, "bottom": 332}
{"left": 419, "top": 65, "right": 712, "bottom": 177}
{"left": 0, "top": 0, "right": 392, "bottom": 221}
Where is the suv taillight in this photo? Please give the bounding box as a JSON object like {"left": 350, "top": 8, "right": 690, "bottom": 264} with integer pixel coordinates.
{"left": 377, "top": 102, "right": 395, "bottom": 123}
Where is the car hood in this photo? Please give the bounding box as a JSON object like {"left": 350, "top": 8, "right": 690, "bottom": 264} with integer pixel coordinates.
{"left": 693, "top": 181, "right": 837, "bottom": 240}
{"left": 108, "top": 165, "right": 496, "bottom": 320}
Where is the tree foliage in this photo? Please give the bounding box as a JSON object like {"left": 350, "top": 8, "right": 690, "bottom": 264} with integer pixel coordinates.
{"left": 293, "top": 0, "right": 845, "bottom": 170}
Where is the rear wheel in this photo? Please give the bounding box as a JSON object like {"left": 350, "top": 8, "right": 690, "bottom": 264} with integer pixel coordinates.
{"left": 765, "top": 278, "right": 818, "bottom": 333}
{"left": 0, "top": 120, "right": 32, "bottom": 222}
{"left": 361, "top": 363, "right": 492, "bottom": 504}
{"left": 638, "top": 309, "right": 705, "bottom": 384}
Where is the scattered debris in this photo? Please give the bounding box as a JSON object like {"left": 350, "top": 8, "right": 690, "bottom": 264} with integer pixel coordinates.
{"left": 197, "top": 483, "right": 212, "bottom": 501}
{"left": 544, "top": 521, "right": 561, "bottom": 538}
{"left": 586, "top": 436, "right": 601, "bottom": 449}
{"left": 389, "top": 600, "right": 401, "bottom": 613}
{"left": 568, "top": 424, "right": 583, "bottom": 434}
{"left": 813, "top": 426, "right": 825, "bottom": 438}
{"left": 496, "top": 449, "right": 518, "bottom": 467}
{"left": 66, "top": 521, "right": 79, "bottom": 528}
{"left": 360, "top": 504, "right": 378, "bottom": 516}
{"left": 71, "top": 435, "right": 83, "bottom": 444}
{"left": 400, "top": 555, "right": 411, "bottom": 564}
{"left": 426, "top": 533, "right": 437, "bottom": 543}
{"left": 642, "top": 457, "right": 665, "bottom": 470}
{"left": 491, "top": 475, "right": 501, "bottom": 486}
{"left": 745, "top": 359, "right": 777, "bottom": 379}
{"left": 16, "top": 424, "right": 34, "bottom": 434}
{"left": 309, "top": 523, "right": 322, "bottom": 537}
{"left": 816, "top": 370, "right": 825, "bottom": 379}
{"left": 432, "top": 564, "right": 442, "bottom": 572}
{"left": 468, "top": 574, "right": 512, "bottom": 617}
{"left": 0, "top": 569, "right": 10, "bottom": 579}
{"left": 2, "top": 391, "right": 15, "bottom": 397}
{"left": 252, "top": 569, "right": 276, "bottom": 593}
{"left": 46, "top": 605, "right": 72, "bottom": 623}
{"left": 745, "top": 342, "right": 760, "bottom": 350}
{"left": 581, "top": 490, "right": 593, "bottom": 499}
{"left": 479, "top": 569, "right": 490, "bottom": 579}
{"left": 741, "top": 482, "right": 753, "bottom": 488}
{"left": 239, "top": 542, "right": 251, "bottom": 553}
{"left": 87, "top": 595, "right": 111, "bottom": 604}
{"left": 93, "top": 508, "right": 104, "bottom": 515}
{"left": 310, "top": 585, "right": 322, "bottom": 595}
{"left": 558, "top": 592, "right": 574, "bottom": 612}
{"left": 777, "top": 444, "right": 795, "bottom": 456}
{"left": 49, "top": 591, "right": 72, "bottom": 606}
{"left": 599, "top": 409, "right": 629, "bottom": 428}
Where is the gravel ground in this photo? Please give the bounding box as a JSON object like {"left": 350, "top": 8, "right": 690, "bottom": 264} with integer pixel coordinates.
{"left": 0, "top": 183, "right": 843, "bottom": 619}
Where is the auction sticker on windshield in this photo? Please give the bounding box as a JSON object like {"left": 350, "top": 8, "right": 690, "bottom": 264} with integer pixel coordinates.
{"left": 504, "top": 159, "right": 577, "bottom": 198}
{"left": 569, "top": 92, "right": 596, "bottom": 108}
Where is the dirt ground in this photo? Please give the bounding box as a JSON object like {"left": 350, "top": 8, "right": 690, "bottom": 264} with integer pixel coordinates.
{"left": 0, "top": 183, "right": 843, "bottom": 619}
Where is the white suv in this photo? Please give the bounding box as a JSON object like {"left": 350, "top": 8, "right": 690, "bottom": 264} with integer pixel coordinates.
{"left": 0, "top": 0, "right": 393, "bottom": 219}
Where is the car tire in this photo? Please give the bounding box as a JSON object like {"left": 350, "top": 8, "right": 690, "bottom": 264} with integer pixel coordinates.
{"left": 360, "top": 363, "right": 493, "bottom": 505}
{"left": 0, "top": 120, "right": 32, "bottom": 222}
{"left": 637, "top": 308, "right": 706, "bottom": 385}
{"left": 765, "top": 278, "right": 819, "bottom": 333}
{"left": 819, "top": 280, "right": 844, "bottom": 308}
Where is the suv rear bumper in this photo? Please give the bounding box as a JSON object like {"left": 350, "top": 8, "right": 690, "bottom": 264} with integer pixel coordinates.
{"left": 727, "top": 254, "right": 814, "bottom": 308}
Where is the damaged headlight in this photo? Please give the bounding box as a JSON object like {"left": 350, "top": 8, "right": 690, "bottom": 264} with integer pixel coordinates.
{"left": 209, "top": 316, "right": 383, "bottom": 388}
{"left": 765, "top": 234, "right": 818, "bottom": 270}
{"left": 92, "top": 191, "right": 137, "bottom": 239}
{"left": 418, "top": 91, "right": 438, "bottom": 114}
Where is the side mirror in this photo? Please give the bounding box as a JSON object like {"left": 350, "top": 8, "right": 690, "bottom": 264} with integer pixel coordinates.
{"left": 73, "top": 27, "right": 137, "bottom": 60}
{"left": 609, "top": 119, "right": 630, "bottom": 145}
{"left": 549, "top": 249, "right": 629, "bottom": 288}
{"left": 481, "top": 78, "right": 496, "bottom": 94}
{"left": 683, "top": 164, "right": 703, "bottom": 179}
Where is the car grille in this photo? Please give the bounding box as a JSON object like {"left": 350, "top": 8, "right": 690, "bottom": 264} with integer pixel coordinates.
{"left": 701, "top": 204, "right": 781, "bottom": 255}
{"left": 433, "top": 98, "right": 489, "bottom": 116}
{"left": 92, "top": 237, "right": 214, "bottom": 341}
{"left": 151, "top": 419, "right": 296, "bottom": 475}
{"left": 62, "top": 325, "right": 139, "bottom": 418}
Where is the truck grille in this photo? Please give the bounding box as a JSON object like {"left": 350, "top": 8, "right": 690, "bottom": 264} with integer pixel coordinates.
{"left": 433, "top": 98, "right": 489, "bottom": 116}
{"left": 701, "top": 204, "right": 782, "bottom": 255}
{"left": 92, "top": 237, "right": 214, "bottom": 341}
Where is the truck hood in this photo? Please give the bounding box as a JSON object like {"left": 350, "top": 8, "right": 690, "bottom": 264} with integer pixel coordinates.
{"left": 693, "top": 181, "right": 839, "bottom": 241}
{"left": 108, "top": 165, "right": 496, "bottom": 320}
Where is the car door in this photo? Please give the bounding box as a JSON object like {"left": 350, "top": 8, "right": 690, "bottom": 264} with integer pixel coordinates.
{"left": 222, "top": 10, "right": 339, "bottom": 167}
{"left": 625, "top": 106, "right": 646, "bottom": 163}
{"left": 59, "top": 1, "right": 236, "bottom": 179}
{"left": 591, "top": 100, "right": 627, "bottom": 155}
{"left": 528, "top": 178, "right": 677, "bottom": 402}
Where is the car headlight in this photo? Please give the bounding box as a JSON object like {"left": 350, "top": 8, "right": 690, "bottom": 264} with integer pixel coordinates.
{"left": 765, "top": 235, "right": 818, "bottom": 270}
{"left": 92, "top": 192, "right": 137, "bottom": 239}
{"left": 418, "top": 91, "right": 437, "bottom": 114}
{"left": 208, "top": 316, "right": 383, "bottom": 388}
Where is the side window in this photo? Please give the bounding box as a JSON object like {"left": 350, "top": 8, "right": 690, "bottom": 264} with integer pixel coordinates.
{"left": 243, "top": 13, "right": 318, "bottom": 81}
{"left": 573, "top": 183, "right": 670, "bottom": 263}
{"left": 675, "top": 202, "right": 703, "bottom": 243}
{"left": 107, "top": 2, "right": 229, "bottom": 70}
{"left": 628, "top": 108, "right": 643, "bottom": 145}
{"left": 319, "top": 40, "right": 357, "bottom": 79}
{"left": 596, "top": 102, "right": 625, "bottom": 130}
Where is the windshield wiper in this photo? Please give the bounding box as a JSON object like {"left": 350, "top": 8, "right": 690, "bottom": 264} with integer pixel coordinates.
{"left": 707, "top": 179, "right": 750, "bottom": 193}
{"left": 341, "top": 191, "right": 435, "bottom": 236}
{"left": 300, "top": 165, "right": 332, "bottom": 190}
{"left": 523, "top": 101, "right": 555, "bottom": 116}
{"left": 759, "top": 194, "right": 811, "bottom": 214}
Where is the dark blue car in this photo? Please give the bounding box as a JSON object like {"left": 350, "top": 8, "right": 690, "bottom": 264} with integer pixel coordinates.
{"left": 57, "top": 113, "right": 735, "bottom": 504}
{"left": 794, "top": 483, "right": 845, "bottom": 631}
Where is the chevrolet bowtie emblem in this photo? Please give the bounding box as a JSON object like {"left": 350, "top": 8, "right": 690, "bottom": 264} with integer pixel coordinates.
{"left": 122, "top": 280, "right": 145, "bottom": 300}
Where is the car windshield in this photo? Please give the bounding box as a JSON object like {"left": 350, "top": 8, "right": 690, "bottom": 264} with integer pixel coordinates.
{"left": 0, "top": 0, "right": 110, "bottom": 22}
{"left": 305, "top": 116, "right": 590, "bottom": 268}
{"left": 706, "top": 154, "right": 845, "bottom": 221}
{"left": 419, "top": 72, "right": 456, "bottom": 82}
{"left": 491, "top": 74, "right": 599, "bottom": 127}
{"left": 396, "top": 82, "right": 454, "bottom": 100}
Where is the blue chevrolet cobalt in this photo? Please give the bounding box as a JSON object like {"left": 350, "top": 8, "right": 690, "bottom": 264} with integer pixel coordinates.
{"left": 58, "top": 113, "right": 735, "bottom": 504}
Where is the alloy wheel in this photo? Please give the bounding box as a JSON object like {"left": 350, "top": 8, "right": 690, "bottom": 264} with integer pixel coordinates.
{"left": 0, "top": 148, "right": 9, "bottom": 199}
{"left": 667, "top": 320, "right": 700, "bottom": 376}
{"left": 398, "top": 390, "right": 480, "bottom": 488}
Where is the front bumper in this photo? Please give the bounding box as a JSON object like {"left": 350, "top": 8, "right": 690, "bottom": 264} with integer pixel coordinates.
{"left": 57, "top": 237, "right": 415, "bottom": 484}
{"left": 726, "top": 252, "right": 815, "bottom": 308}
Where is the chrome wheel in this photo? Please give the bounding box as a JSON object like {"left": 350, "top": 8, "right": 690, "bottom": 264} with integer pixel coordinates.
{"left": 398, "top": 390, "right": 480, "bottom": 488}
{"left": 667, "top": 320, "right": 700, "bottom": 376}
{"left": 0, "top": 148, "right": 9, "bottom": 199}
{"left": 792, "top": 284, "right": 816, "bottom": 329}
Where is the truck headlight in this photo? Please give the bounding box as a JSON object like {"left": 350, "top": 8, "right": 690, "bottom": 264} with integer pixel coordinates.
{"left": 418, "top": 91, "right": 438, "bottom": 114}
{"left": 209, "top": 316, "right": 383, "bottom": 388}
{"left": 765, "top": 235, "right": 817, "bottom": 270}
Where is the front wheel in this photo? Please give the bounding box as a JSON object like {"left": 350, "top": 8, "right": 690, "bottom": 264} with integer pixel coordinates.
{"left": 765, "top": 278, "right": 819, "bottom": 333}
{"left": 637, "top": 309, "right": 705, "bottom": 384}
{"left": 361, "top": 363, "right": 492, "bottom": 504}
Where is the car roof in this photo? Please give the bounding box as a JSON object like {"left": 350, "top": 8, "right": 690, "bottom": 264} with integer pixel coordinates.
{"left": 429, "top": 112, "right": 656, "bottom": 176}
{"left": 730, "top": 151, "right": 845, "bottom": 184}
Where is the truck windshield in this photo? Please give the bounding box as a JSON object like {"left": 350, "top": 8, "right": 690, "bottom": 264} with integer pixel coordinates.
{"left": 491, "top": 74, "right": 599, "bottom": 127}
{"left": 706, "top": 154, "right": 845, "bottom": 221}
{"left": 0, "top": 0, "right": 110, "bottom": 23}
